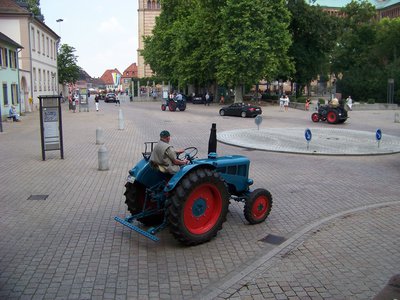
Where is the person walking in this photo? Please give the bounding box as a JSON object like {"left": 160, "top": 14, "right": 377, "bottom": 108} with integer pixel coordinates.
{"left": 95, "top": 94, "right": 100, "bottom": 111}
{"left": 284, "top": 95, "right": 290, "bottom": 111}
{"left": 279, "top": 94, "right": 285, "bottom": 112}
{"left": 305, "top": 98, "right": 311, "bottom": 111}
{"left": 346, "top": 96, "right": 353, "bottom": 111}
{"left": 115, "top": 93, "right": 120, "bottom": 106}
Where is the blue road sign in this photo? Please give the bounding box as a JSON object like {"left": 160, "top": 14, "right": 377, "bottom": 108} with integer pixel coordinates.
{"left": 305, "top": 128, "right": 312, "bottom": 142}
{"left": 376, "top": 129, "right": 382, "bottom": 141}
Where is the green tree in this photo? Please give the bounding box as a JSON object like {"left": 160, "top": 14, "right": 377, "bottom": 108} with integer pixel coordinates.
{"left": 216, "top": 0, "right": 293, "bottom": 102}
{"left": 287, "top": 0, "right": 340, "bottom": 97}
{"left": 57, "top": 44, "right": 80, "bottom": 84}
{"left": 143, "top": 0, "right": 293, "bottom": 102}
{"left": 331, "top": 1, "right": 380, "bottom": 100}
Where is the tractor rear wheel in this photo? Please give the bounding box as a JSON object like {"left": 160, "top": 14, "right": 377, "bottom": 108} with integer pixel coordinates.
{"left": 244, "top": 188, "right": 272, "bottom": 224}
{"left": 327, "top": 110, "right": 338, "bottom": 124}
{"left": 124, "top": 182, "right": 164, "bottom": 226}
{"left": 168, "top": 168, "right": 229, "bottom": 246}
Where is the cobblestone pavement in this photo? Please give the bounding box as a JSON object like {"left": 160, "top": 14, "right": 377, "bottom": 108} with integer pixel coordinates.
{"left": 0, "top": 100, "right": 399, "bottom": 299}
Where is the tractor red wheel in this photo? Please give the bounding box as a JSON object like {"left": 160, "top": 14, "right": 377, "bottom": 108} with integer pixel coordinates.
{"left": 125, "top": 182, "right": 164, "bottom": 226}
{"left": 161, "top": 104, "right": 166, "bottom": 111}
{"left": 311, "top": 112, "right": 320, "bottom": 122}
{"left": 168, "top": 168, "right": 229, "bottom": 246}
{"left": 244, "top": 189, "right": 273, "bottom": 224}
{"left": 327, "top": 111, "right": 338, "bottom": 124}
{"left": 168, "top": 101, "right": 177, "bottom": 111}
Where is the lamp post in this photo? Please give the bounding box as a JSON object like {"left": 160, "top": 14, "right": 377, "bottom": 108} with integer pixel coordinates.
{"left": 56, "top": 18, "right": 63, "bottom": 37}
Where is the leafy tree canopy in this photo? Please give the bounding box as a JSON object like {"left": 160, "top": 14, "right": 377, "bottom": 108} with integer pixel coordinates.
{"left": 57, "top": 44, "right": 80, "bottom": 84}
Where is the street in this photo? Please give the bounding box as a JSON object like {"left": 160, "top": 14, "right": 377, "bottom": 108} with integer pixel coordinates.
{"left": 0, "top": 99, "right": 399, "bottom": 299}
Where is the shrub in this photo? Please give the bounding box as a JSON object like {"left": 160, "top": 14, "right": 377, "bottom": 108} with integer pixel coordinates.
{"left": 295, "top": 96, "right": 307, "bottom": 103}
{"left": 318, "top": 98, "right": 325, "bottom": 105}
{"left": 367, "top": 98, "right": 376, "bottom": 104}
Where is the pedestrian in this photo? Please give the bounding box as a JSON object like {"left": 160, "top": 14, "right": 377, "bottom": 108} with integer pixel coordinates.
{"left": 279, "top": 94, "right": 285, "bottom": 112}
{"left": 305, "top": 98, "right": 311, "bottom": 111}
{"left": 8, "top": 105, "right": 20, "bottom": 121}
{"left": 346, "top": 96, "right": 353, "bottom": 111}
{"left": 205, "top": 92, "right": 210, "bottom": 106}
{"left": 115, "top": 94, "right": 120, "bottom": 106}
{"left": 284, "top": 95, "right": 290, "bottom": 111}
{"left": 95, "top": 94, "right": 99, "bottom": 111}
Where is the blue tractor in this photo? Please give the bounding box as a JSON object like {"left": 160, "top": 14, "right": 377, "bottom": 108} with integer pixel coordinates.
{"left": 115, "top": 124, "right": 272, "bottom": 246}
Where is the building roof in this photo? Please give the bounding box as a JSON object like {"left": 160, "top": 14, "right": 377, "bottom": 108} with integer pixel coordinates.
{"left": 0, "top": 0, "right": 31, "bottom": 15}
{"left": 100, "top": 69, "right": 122, "bottom": 85}
{"left": 313, "top": 0, "right": 400, "bottom": 9}
{"left": 0, "top": 0, "right": 60, "bottom": 39}
{"left": 0, "top": 31, "right": 23, "bottom": 48}
{"left": 121, "top": 63, "right": 138, "bottom": 78}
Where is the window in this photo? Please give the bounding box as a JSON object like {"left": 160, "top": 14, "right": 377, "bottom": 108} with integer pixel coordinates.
{"left": 3, "top": 83, "right": 8, "bottom": 105}
{"left": 50, "top": 40, "right": 53, "bottom": 59}
{"left": 47, "top": 70, "right": 50, "bottom": 91}
{"left": 11, "top": 83, "right": 18, "bottom": 105}
{"left": 37, "top": 30, "right": 40, "bottom": 53}
{"left": 9, "top": 50, "right": 17, "bottom": 69}
{"left": 0, "top": 47, "right": 8, "bottom": 67}
{"left": 31, "top": 26, "right": 35, "bottom": 51}
{"left": 42, "top": 34, "right": 45, "bottom": 55}
{"left": 43, "top": 70, "right": 46, "bottom": 91}
{"left": 46, "top": 37, "right": 49, "bottom": 57}
{"left": 38, "top": 68, "right": 42, "bottom": 91}
{"left": 33, "top": 68, "right": 37, "bottom": 91}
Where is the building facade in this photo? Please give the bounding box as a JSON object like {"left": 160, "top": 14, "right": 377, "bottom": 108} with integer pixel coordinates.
{"left": 0, "top": 32, "right": 23, "bottom": 120}
{"left": 137, "top": 0, "right": 161, "bottom": 78}
{"left": 314, "top": 0, "right": 400, "bottom": 18}
{"left": 0, "top": 0, "right": 60, "bottom": 112}
{"left": 100, "top": 69, "right": 122, "bottom": 92}
{"left": 121, "top": 63, "right": 138, "bottom": 93}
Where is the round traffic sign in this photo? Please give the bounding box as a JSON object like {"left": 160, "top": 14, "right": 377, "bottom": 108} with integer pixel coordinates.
{"left": 376, "top": 129, "right": 382, "bottom": 141}
{"left": 305, "top": 128, "right": 312, "bottom": 142}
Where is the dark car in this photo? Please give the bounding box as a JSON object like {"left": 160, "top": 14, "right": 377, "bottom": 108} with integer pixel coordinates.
{"left": 192, "top": 94, "right": 205, "bottom": 104}
{"left": 219, "top": 103, "right": 262, "bottom": 118}
{"left": 105, "top": 93, "right": 117, "bottom": 103}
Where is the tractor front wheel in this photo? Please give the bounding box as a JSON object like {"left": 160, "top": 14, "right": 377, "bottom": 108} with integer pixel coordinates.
{"left": 168, "top": 168, "right": 229, "bottom": 246}
{"left": 311, "top": 113, "right": 320, "bottom": 122}
{"left": 124, "top": 182, "right": 164, "bottom": 226}
{"left": 244, "top": 188, "right": 273, "bottom": 224}
{"left": 168, "top": 101, "right": 177, "bottom": 111}
{"left": 161, "top": 104, "right": 166, "bottom": 111}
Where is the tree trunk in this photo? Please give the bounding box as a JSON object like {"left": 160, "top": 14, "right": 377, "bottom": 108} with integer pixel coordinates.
{"left": 234, "top": 84, "right": 243, "bottom": 103}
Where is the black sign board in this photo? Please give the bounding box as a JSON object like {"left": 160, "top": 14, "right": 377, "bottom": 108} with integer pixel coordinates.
{"left": 38, "top": 95, "right": 64, "bottom": 160}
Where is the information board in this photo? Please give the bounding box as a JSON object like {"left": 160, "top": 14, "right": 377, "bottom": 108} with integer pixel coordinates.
{"left": 39, "top": 95, "right": 64, "bottom": 160}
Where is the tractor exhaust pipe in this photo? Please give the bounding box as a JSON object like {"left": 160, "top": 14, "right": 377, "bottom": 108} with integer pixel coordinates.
{"left": 208, "top": 123, "right": 217, "bottom": 155}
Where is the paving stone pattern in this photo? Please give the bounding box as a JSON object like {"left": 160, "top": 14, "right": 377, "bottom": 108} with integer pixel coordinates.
{"left": 0, "top": 100, "right": 399, "bottom": 299}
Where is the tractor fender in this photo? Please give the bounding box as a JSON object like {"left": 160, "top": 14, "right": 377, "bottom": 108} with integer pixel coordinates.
{"left": 164, "top": 162, "right": 216, "bottom": 192}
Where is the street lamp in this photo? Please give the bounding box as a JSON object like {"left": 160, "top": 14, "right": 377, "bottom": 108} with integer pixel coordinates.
{"left": 56, "top": 18, "right": 63, "bottom": 36}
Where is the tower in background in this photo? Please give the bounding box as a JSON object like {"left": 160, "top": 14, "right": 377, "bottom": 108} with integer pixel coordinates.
{"left": 137, "top": 0, "right": 161, "bottom": 78}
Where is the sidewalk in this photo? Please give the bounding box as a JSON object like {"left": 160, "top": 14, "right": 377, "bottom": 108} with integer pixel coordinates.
{"left": 0, "top": 102, "right": 399, "bottom": 299}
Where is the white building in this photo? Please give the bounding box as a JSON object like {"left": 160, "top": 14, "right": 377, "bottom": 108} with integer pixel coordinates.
{"left": 0, "top": 0, "right": 60, "bottom": 112}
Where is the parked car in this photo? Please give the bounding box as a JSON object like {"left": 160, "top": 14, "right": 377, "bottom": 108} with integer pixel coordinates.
{"left": 219, "top": 103, "right": 262, "bottom": 118}
{"left": 192, "top": 94, "right": 205, "bottom": 104}
{"left": 105, "top": 93, "right": 117, "bottom": 103}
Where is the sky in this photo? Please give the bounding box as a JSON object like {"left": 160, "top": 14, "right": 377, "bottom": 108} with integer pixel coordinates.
{"left": 40, "top": 0, "right": 139, "bottom": 78}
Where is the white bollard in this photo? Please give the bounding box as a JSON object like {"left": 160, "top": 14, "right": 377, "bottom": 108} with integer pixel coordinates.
{"left": 118, "top": 109, "right": 124, "bottom": 130}
{"left": 96, "top": 128, "right": 104, "bottom": 145}
{"left": 98, "top": 145, "right": 109, "bottom": 171}
{"left": 394, "top": 112, "right": 400, "bottom": 123}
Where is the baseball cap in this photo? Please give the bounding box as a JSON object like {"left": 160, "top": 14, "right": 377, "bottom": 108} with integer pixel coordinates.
{"left": 160, "top": 130, "right": 170, "bottom": 137}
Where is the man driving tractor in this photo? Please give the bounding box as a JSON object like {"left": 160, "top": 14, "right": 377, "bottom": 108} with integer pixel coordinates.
{"left": 150, "top": 130, "right": 189, "bottom": 174}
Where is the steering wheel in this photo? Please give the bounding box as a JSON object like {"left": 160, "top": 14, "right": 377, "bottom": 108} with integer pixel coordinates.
{"left": 177, "top": 147, "right": 198, "bottom": 162}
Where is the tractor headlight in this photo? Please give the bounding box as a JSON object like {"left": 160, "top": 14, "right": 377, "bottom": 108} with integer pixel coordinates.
{"left": 127, "top": 175, "right": 136, "bottom": 183}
